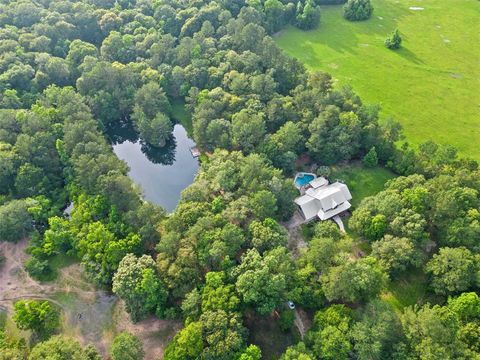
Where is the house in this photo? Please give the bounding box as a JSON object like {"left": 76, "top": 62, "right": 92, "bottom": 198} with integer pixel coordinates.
{"left": 294, "top": 177, "right": 352, "bottom": 222}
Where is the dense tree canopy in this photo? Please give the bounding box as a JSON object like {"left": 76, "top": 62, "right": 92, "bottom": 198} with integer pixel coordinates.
{"left": 0, "top": 0, "right": 478, "bottom": 358}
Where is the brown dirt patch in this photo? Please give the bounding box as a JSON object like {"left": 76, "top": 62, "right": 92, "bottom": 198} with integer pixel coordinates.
{"left": 0, "top": 240, "right": 181, "bottom": 359}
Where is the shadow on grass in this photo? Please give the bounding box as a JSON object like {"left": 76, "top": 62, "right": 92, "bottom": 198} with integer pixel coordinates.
{"left": 291, "top": 2, "right": 414, "bottom": 68}
{"left": 381, "top": 268, "right": 445, "bottom": 311}
{"left": 392, "top": 46, "right": 425, "bottom": 65}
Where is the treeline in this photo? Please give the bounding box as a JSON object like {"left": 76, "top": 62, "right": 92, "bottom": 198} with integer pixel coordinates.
{"left": 0, "top": 87, "right": 165, "bottom": 285}
{"left": 279, "top": 292, "right": 480, "bottom": 359}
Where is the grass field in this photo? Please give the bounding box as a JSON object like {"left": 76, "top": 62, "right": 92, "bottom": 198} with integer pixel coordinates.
{"left": 330, "top": 163, "right": 396, "bottom": 207}
{"left": 275, "top": 0, "right": 480, "bottom": 160}
{"left": 381, "top": 269, "right": 427, "bottom": 310}
{"left": 171, "top": 98, "right": 193, "bottom": 135}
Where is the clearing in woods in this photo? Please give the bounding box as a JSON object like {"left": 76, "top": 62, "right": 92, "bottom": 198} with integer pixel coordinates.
{"left": 0, "top": 240, "right": 181, "bottom": 358}
{"left": 275, "top": 0, "right": 480, "bottom": 160}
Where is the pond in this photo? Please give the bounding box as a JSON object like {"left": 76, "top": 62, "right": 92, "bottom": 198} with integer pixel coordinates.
{"left": 107, "top": 120, "right": 199, "bottom": 213}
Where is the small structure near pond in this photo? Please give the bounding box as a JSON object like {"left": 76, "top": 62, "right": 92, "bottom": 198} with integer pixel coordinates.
{"left": 190, "top": 146, "right": 201, "bottom": 158}
{"left": 294, "top": 172, "right": 352, "bottom": 222}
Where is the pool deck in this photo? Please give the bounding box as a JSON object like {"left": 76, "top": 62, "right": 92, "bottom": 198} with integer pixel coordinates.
{"left": 294, "top": 172, "right": 317, "bottom": 189}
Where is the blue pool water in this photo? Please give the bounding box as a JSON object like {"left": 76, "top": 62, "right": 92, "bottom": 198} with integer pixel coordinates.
{"left": 295, "top": 174, "right": 315, "bottom": 186}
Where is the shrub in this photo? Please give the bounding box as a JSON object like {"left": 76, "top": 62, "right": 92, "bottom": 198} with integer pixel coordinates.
{"left": 25, "top": 256, "right": 52, "bottom": 280}
{"left": 385, "top": 29, "right": 402, "bottom": 50}
{"left": 316, "top": 166, "right": 331, "bottom": 177}
{"left": 110, "top": 332, "right": 144, "bottom": 360}
{"left": 362, "top": 147, "right": 378, "bottom": 168}
{"left": 343, "top": 0, "right": 373, "bottom": 21}
{"left": 279, "top": 310, "right": 295, "bottom": 331}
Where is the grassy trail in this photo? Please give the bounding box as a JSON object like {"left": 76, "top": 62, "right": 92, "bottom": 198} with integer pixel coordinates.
{"left": 276, "top": 0, "right": 480, "bottom": 160}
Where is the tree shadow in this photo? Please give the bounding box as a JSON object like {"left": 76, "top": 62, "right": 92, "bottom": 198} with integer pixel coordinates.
{"left": 105, "top": 117, "right": 178, "bottom": 166}
{"left": 140, "top": 137, "right": 176, "bottom": 166}
{"left": 392, "top": 46, "right": 425, "bottom": 65}
{"left": 104, "top": 119, "right": 138, "bottom": 145}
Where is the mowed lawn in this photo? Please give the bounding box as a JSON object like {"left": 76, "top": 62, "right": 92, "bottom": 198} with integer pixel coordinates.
{"left": 330, "top": 163, "right": 396, "bottom": 207}
{"left": 275, "top": 0, "right": 480, "bottom": 160}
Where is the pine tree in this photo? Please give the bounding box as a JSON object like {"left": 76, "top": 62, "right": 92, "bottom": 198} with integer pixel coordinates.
{"left": 363, "top": 147, "right": 378, "bottom": 168}
{"left": 385, "top": 29, "right": 402, "bottom": 50}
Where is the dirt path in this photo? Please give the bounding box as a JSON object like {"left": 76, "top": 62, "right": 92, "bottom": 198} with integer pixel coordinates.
{"left": 283, "top": 210, "right": 308, "bottom": 258}
{"left": 282, "top": 212, "right": 312, "bottom": 338}
{"left": 0, "top": 239, "right": 48, "bottom": 302}
{"left": 294, "top": 308, "right": 312, "bottom": 340}
{"left": 0, "top": 240, "right": 181, "bottom": 359}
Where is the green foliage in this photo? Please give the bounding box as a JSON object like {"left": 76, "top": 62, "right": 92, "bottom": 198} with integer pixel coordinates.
{"left": 249, "top": 218, "right": 287, "bottom": 253}
{"left": 76, "top": 61, "right": 140, "bottom": 124}
{"left": 24, "top": 256, "right": 52, "bottom": 280}
{"left": 249, "top": 191, "right": 278, "bottom": 221}
{"left": 280, "top": 342, "right": 314, "bottom": 360}
{"left": 448, "top": 292, "right": 480, "bottom": 322}
{"left": 321, "top": 257, "right": 387, "bottom": 303}
{"left": 157, "top": 150, "right": 295, "bottom": 301}
{"left": 132, "top": 110, "right": 173, "bottom": 148}
{"left": 235, "top": 247, "right": 294, "bottom": 315}
{"left": 112, "top": 253, "right": 168, "bottom": 322}
{"left": 309, "top": 305, "right": 352, "bottom": 360}
{"left": 201, "top": 272, "right": 240, "bottom": 313}
{"left": 426, "top": 247, "right": 478, "bottom": 296}
{"left": 371, "top": 235, "right": 421, "bottom": 276}
{"left": 385, "top": 29, "right": 402, "bottom": 50}
{"left": 0, "top": 199, "right": 33, "bottom": 242}
{"left": 295, "top": 0, "right": 321, "bottom": 30}
{"left": 343, "top": 0, "right": 373, "bottom": 21}
{"left": 1, "top": 0, "right": 478, "bottom": 358}
{"left": 351, "top": 300, "right": 404, "bottom": 360}
{"left": 307, "top": 106, "right": 361, "bottom": 165}
{"left": 231, "top": 109, "right": 266, "bottom": 153}
{"left": 401, "top": 303, "right": 467, "bottom": 359}
{"left": 362, "top": 146, "right": 378, "bottom": 168}
{"left": 316, "top": 166, "right": 331, "bottom": 178}
{"left": 199, "top": 310, "right": 247, "bottom": 359}
{"left": 238, "top": 345, "right": 262, "bottom": 360}
{"left": 164, "top": 322, "right": 203, "bottom": 360}
{"left": 364, "top": 214, "right": 387, "bottom": 240}
{"left": 29, "top": 336, "right": 96, "bottom": 360}
{"left": 13, "top": 300, "right": 59, "bottom": 339}
{"left": 110, "top": 332, "right": 144, "bottom": 360}
{"left": 279, "top": 310, "right": 295, "bottom": 331}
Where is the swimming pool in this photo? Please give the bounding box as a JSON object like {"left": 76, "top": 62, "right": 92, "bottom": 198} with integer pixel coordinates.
{"left": 295, "top": 173, "right": 315, "bottom": 187}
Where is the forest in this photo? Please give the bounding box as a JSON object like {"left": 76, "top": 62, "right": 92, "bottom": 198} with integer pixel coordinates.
{"left": 0, "top": 0, "right": 479, "bottom": 359}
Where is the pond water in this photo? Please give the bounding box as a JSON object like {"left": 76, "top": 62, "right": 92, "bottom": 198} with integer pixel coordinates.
{"left": 107, "top": 121, "right": 199, "bottom": 213}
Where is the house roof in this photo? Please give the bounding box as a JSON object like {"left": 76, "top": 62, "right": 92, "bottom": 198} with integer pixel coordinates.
{"left": 295, "top": 196, "right": 320, "bottom": 221}
{"left": 309, "top": 177, "right": 328, "bottom": 189}
{"left": 318, "top": 201, "right": 351, "bottom": 220}
{"left": 295, "top": 181, "right": 352, "bottom": 221}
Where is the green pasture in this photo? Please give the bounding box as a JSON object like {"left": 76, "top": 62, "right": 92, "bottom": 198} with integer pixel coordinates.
{"left": 276, "top": 0, "right": 480, "bottom": 160}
